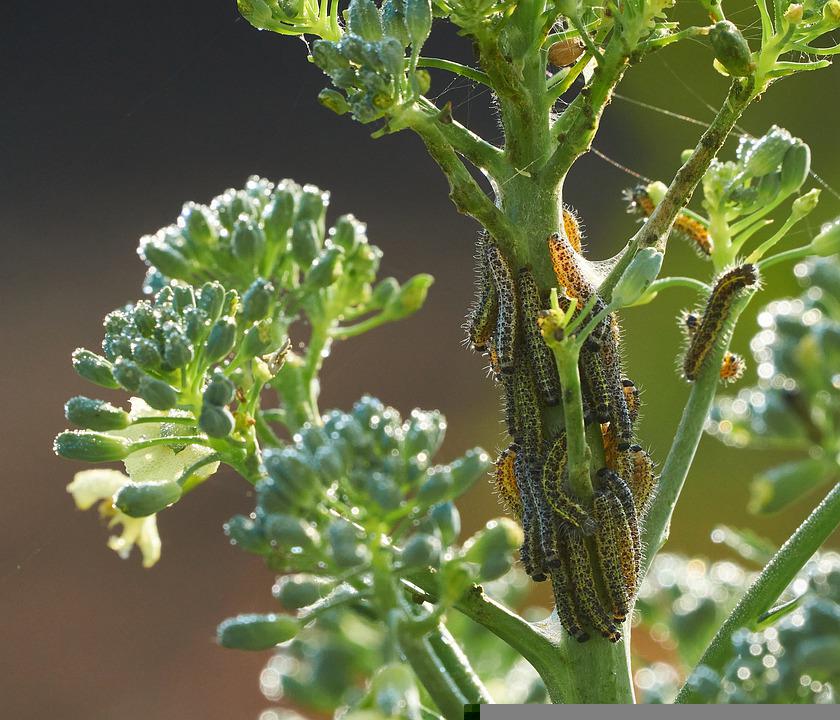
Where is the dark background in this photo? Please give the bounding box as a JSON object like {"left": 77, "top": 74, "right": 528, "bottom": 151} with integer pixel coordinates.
{"left": 2, "top": 2, "right": 838, "bottom": 718}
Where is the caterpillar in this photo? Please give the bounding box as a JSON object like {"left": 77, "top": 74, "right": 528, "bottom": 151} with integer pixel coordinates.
{"left": 562, "top": 205, "right": 584, "bottom": 254}
{"left": 485, "top": 242, "right": 518, "bottom": 374}
{"left": 493, "top": 445, "right": 523, "bottom": 519}
{"left": 466, "top": 277, "right": 497, "bottom": 352}
{"left": 626, "top": 184, "right": 713, "bottom": 257}
{"left": 599, "top": 317, "right": 634, "bottom": 450}
{"left": 515, "top": 448, "right": 547, "bottom": 582}
{"left": 547, "top": 232, "right": 609, "bottom": 348}
{"left": 550, "top": 562, "right": 590, "bottom": 642}
{"left": 627, "top": 444, "right": 656, "bottom": 518}
{"left": 517, "top": 267, "right": 561, "bottom": 406}
{"left": 719, "top": 351, "right": 746, "bottom": 383}
{"left": 682, "top": 264, "right": 758, "bottom": 381}
{"left": 541, "top": 434, "right": 596, "bottom": 535}
{"left": 581, "top": 348, "right": 610, "bottom": 424}
{"left": 566, "top": 528, "right": 622, "bottom": 642}
{"left": 621, "top": 378, "right": 640, "bottom": 425}
{"left": 593, "top": 491, "right": 631, "bottom": 622}
{"left": 597, "top": 468, "right": 641, "bottom": 589}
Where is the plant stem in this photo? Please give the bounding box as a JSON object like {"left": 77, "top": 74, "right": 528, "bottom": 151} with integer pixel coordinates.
{"left": 398, "top": 627, "right": 468, "bottom": 720}
{"left": 676, "top": 480, "right": 840, "bottom": 703}
{"left": 428, "top": 623, "right": 493, "bottom": 704}
{"left": 641, "top": 290, "right": 757, "bottom": 572}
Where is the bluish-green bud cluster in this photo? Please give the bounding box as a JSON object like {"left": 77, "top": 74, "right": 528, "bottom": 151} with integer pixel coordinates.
{"left": 702, "top": 126, "right": 810, "bottom": 219}
{"left": 312, "top": 0, "right": 433, "bottom": 123}
{"left": 708, "top": 257, "right": 840, "bottom": 513}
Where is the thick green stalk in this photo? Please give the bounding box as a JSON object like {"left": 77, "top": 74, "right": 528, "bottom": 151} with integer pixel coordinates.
{"left": 399, "top": 628, "right": 468, "bottom": 720}
{"left": 641, "top": 290, "right": 756, "bottom": 571}
{"left": 676, "top": 480, "right": 840, "bottom": 703}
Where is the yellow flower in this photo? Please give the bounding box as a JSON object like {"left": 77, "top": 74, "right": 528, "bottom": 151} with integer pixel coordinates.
{"left": 66, "top": 398, "right": 220, "bottom": 567}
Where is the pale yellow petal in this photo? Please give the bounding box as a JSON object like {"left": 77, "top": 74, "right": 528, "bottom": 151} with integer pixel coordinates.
{"left": 67, "top": 469, "right": 128, "bottom": 510}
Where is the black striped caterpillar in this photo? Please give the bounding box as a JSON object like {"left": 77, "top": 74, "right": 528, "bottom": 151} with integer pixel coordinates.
{"left": 626, "top": 184, "right": 714, "bottom": 257}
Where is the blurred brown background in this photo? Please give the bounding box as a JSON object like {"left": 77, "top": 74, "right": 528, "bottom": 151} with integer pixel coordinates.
{"left": 2, "top": 2, "right": 838, "bottom": 718}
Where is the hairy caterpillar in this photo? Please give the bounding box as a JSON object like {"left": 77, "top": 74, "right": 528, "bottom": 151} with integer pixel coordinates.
{"left": 547, "top": 232, "right": 609, "bottom": 348}
{"left": 541, "top": 434, "right": 597, "bottom": 535}
{"left": 627, "top": 444, "right": 656, "bottom": 518}
{"left": 682, "top": 264, "right": 758, "bottom": 381}
{"left": 719, "top": 351, "right": 746, "bottom": 383}
{"left": 466, "top": 278, "right": 497, "bottom": 352}
{"left": 485, "top": 242, "right": 518, "bottom": 373}
{"left": 621, "top": 378, "right": 640, "bottom": 424}
{"left": 597, "top": 468, "right": 641, "bottom": 590}
{"left": 593, "top": 491, "right": 631, "bottom": 623}
{"left": 493, "top": 445, "right": 523, "bottom": 519}
{"left": 550, "top": 561, "right": 590, "bottom": 643}
{"left": 599, "top": 317, "right": 634, "bottom": 450}
{"left": 517, "top": 267, "right": 561, "bottom": 406}
{"left": 626, "top": 185, "right": 713, "bottom": 257}
{"left": 515, "top": 448, "right": 547, "bottom": 582}
{"left": 562, "top": 205, "right": 584, "bottom": 253}
{"left": 566, "top": 529, "right": 621, "bottom": 642}
{"left": 581, "top": 348, "right": 610, "bottom": 423}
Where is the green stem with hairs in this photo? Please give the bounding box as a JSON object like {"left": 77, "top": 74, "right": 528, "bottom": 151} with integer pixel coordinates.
{"left": 428, "top": 623, "right": 493, "bottom": 704}
{"left": 676, "top": 480, "right": 840, "bottom": 703}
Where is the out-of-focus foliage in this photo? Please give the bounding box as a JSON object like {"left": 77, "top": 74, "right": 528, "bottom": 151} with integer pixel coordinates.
{"left": 634, "top": 550, "right": 840, "bottom": 703}
{"left": 707, "top": 256, "right": 840, "bottom": 513}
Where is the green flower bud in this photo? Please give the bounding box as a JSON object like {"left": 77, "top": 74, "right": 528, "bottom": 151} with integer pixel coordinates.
{"left": 384, "top": 273, "right": 434, "bottom": 319}
{"left": 65, "top": 396, "right": 129, "bottom": 431}
{"left": 297, "top": 423, "right": 328, "bottom": 453}
{"left": 262, "top": 513, "right": 320, "bottom": 549}
{"left": 318, "top": 88, "right": 350, "bottom": 115}
{"left": 709, "top": 21, "right": 754, "bottom": 78}
{"left": 783, "top": 3, "right": 803, "bottom": 24}
{"left": 404, "top": 0, "right": 432, "bottom": 51}
{"left": 114, "top": 481, "right": 182, "bottom": 517}
{"left": 330, "top": 214, "right": 365, "bottom": 251}
{"left": 811, "top": 217, "right": 840, "bottom": 256}
{"left": 163, "top": 330, "right": 194, "bottom": 368}
{"left": 263, "top": 448, "right": 320, "bottom": 502}
{"left": 297, "top": 185, "right": 329, "bottom": 231}
{"left": 263, "top": 185, "right": 296, "bottom": 250}
{"left": 172, "top": 284, "right": 196, "bottom": 312}
{"left": 139, "top": 237, "right": 191, "bottom": 279}
{"left": 366, "top": 472, "right": 402, "bottom": 510}
{"left": 224, "top": 514, "right": 270, "bottom": 553}
{"left": 181, "top": 202, "right": 216, "bottom": 247}
{"left": 371, "top": 277, "right": 400, "bottom": 308}
{"left": 138, "top": 375, "right": 178, "bottom": 411}
{"left": 291, "top": 219, "right": 321, "bottom": 267}
{"left": 199, "top": 403, "right": 235, "bottom": 438}
{"left": 353, "top": 394, "right": 385, "bottom": 425}
{"left": 203, "top": 372, "right": 236, "bottom": 406}
{"left": 824, "top": 0, "right": 840, "bottom": 24}
{"left": 449, "top": 448, "right": 491, "bottom": 498}
{"left": 791, "top": 189, "right": 820, "bottom": 220}
{"left": 131, "top": 338, "right": 163, "bottom": 370}
{"left": 205, "top": 317, "right": 237, "bottom": 363}
{"left": 400, "top": 533, "right": 441, "bottom": 569}
{"left": 415, "top": 466, "right": 453, "bottom": 506}
{"left": 306, "top": 247, "right": 344, "bottom": 288}
{"left": 241, "top": 279, "right": 274, "bottom": 322}
{"left": 381, "top": 0, "right": 410, "bottom": 46}
{"left": 403, "top": 408, "right": 446, "bottom": 459}
{"left": 113, "top": 358, "right": 143, "bottom": 392}
{"left": 327, "top": 518, "right": 370, "bottom": 568}
{"left": 313, "top": 444, "right": 345, "bottom": 483}
{"left": 197, "top": 281, "right": 226, "bottom": 321}
{"left": 414, "top": 68, "right": 431, "bottom": 94}
{"left": 612, "top": 248, "right": 664, "bottom": 308}
{"left": 217, "top": 613, "right": 300, "bottom": 651}
{"left": 232, "top": 218, "right": 265, "bottom": 265}
{"left": 348, "top": 0, "right": 383, "bottom": 41}
{"left": 430, "top": 502, "right": 460, "bottom": 545}
{"left": 742, "top": 126, "right": 795, "bottom": 178}
{"left": 780, "top": 143, "right": 811, "bottom": 195}
{"left": 752, "top": 171, "right": 782, "bottom": 208}
{"left": 53, "top": 430, "right": 132, "bottom": 462}
{"left": 72, "top": 348, "right": 119, "bottom": 389}
{"left": 242, "top": 320, "right": 273, "bottom": 358}
{"left": 462, "top": 518, "right": 524, "bottom": 580}
{"left": 132, "top": 302, "right": 157, "bottom": 336}
{"left": 273, "top": 574, "right": 331, "bottom": 610}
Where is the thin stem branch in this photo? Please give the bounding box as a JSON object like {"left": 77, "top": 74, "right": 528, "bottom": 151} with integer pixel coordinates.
{"left": 428, "top": 623, "right": 493, "bottom": 704}
{"left": 417, "top": 57, "right": 493, "bottom": 88}
{"left": 676, "top": 481, "right": 840, "bottom": 703}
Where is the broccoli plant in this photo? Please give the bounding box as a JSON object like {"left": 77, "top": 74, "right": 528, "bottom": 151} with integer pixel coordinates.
{"left": 55, "top": 0, "right": 840, "bottom": 712}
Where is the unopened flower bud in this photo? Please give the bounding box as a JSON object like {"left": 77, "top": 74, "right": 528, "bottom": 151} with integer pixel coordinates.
{"left": 780, "top": 142, "right": 811, "bottom": 195}
{"left": 611, "top": 248, "right": 664, "bottom": 308}
{"left": 791, "top": 189, "right": 820, "bottom": 220}
{"left": 114, "top": 481, "right": 182, "bottom": 517}
{"left": 205, "top": 317, "right": 237, "bottom": 363}
{"left": 400, "top": 532, "right": 442, "bottom": 569}
{"left": 318, "top": 88, "right": 350, "bottom": 115}
{"left": 54, "top": 430, "right": 132, "bottom": 462}
{"left": 138, "top": 375, "right": 179, "bottom": 411}
{"left": 199, "top": 403, "right": 235, "bottom": 438}
{"left": 241, "top": 278, "right": 274, "bottom": 322}
{"left": 139, "top": 237, "right": 191, "bottom": 280}
{"left": 113, "top": 358, "right": 143, "bottom": 392}
{"left": 384, "top": 273, "right": 434, "bottom": 318}
{"left": 197, "top": 281, "right": 226, "bottom": 321}
{"left": 783, "top": 3, "right": 803, "bottom": 24}
{"left": 430, "top": 502, "right": 460, "bottom": 545}
{"left": 217, "top": 613, "right": 301, "bottom": 650}
{"left": 262, "top": 513, "right": 320, "bottom": 549}
{"left": 232, "top": 219, "right": 265, "bottom": 265}
{"left": 709, "top": 21, "right": 754, "bottom": 78}
{"left": 273, "top": 574, "right": 331, "bottom": 610}
{"left": 811, "top": 217, "right": 840, "bottom": 256}
{"left": 824, "top": 0, "right": 840, "bottom": 24}
{"left": 306, "top": 246, "right": 344, "bottom": 288}
{"left": 72, "top": 349, "right": 119, "bottom": 389}
{"left": 65, "top": 396, "right": 130, "bottom": 431}
{"left": 327, "top": 518, "right": 370, "bottom": 567}
{"left": 203, "top": 372, "right": 236, "bottom": 406}
{"left": 742, "top": 126, "right": 795, "bottom": 178}
{"left": 291, "top": 219, "right": 321, "bottom": 267}
{"left": 462, "top": 517, "right": 524, "bottom": 580}
{"left": 224, "top": 514, "right": 270, "bottom": 554}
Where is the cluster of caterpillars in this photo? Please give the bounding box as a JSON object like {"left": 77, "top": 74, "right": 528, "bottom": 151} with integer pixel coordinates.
{"left": 466, "top": 209, "right": 657, "bottom": 643}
